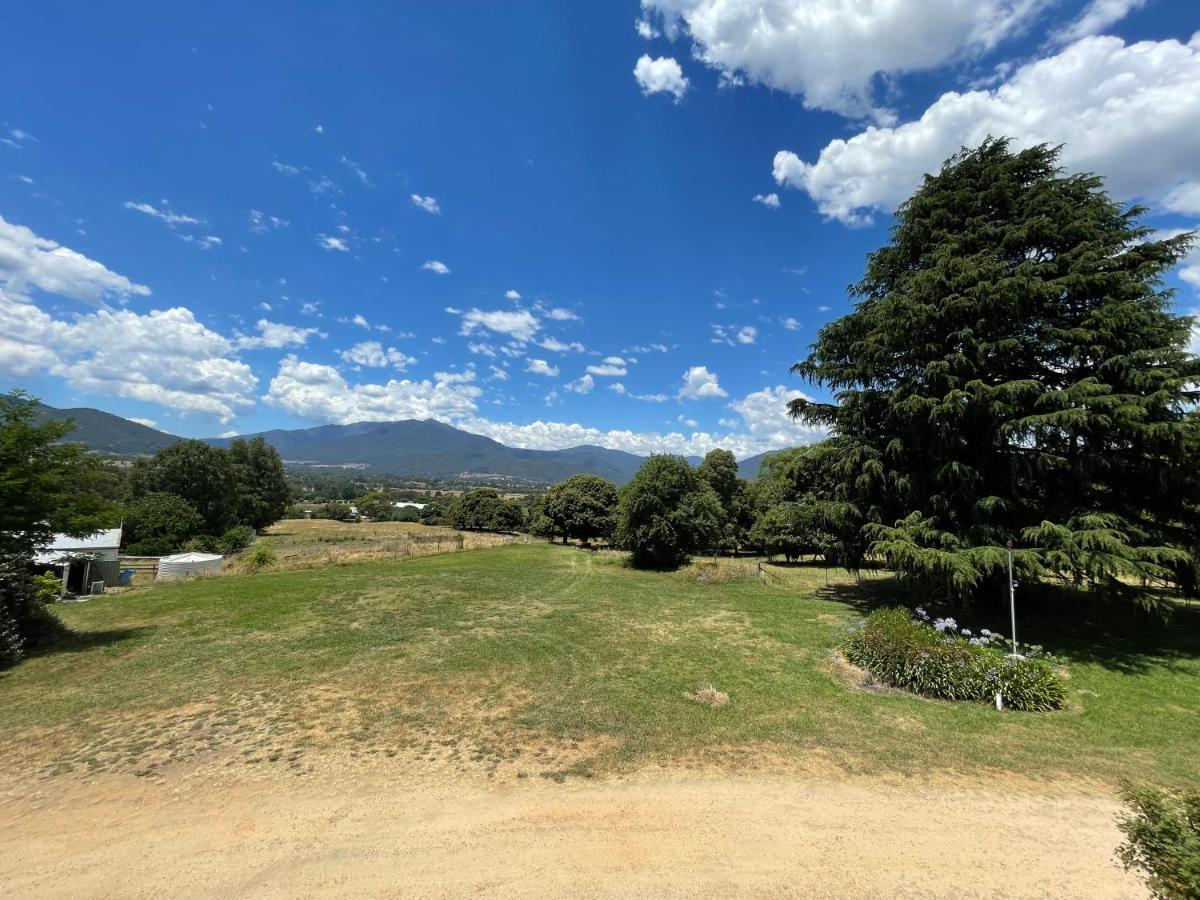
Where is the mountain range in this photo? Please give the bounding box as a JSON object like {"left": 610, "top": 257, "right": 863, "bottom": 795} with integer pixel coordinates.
{"left": 37, "top": 403, "right": 782, "bottom": 485}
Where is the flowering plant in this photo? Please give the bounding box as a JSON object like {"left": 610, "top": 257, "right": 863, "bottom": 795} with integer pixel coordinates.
{"left": 841, "top": 608, "right": 1066, "bottom": 711}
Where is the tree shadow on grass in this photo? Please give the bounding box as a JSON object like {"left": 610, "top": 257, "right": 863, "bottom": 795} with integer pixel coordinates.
{"left": 808, "top": 570, "right": 1200, "bottom": 676}
{"left": 28, "top": 625, "right": 151, "bottom": 659}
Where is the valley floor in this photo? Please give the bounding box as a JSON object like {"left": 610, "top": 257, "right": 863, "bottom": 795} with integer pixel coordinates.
{"left": 2, "top": 531, "right": 1193, "bottom": 897}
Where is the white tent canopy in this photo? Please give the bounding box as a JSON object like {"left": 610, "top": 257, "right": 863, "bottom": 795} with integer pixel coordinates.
{"left": 157, "top": 552, "right": 223, "bottom": 580}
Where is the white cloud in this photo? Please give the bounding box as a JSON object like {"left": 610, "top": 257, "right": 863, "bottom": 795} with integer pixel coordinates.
{"left": 338, "top": 340, "right": 416, "bottom": 370}
{"left": 0, "top": 213, "right": 150, "bottom": 305}
{"left": 458, "top": 307, "right": 540, "bottom": 341}
{"left": 1163, "top": 182, "right": 1200, "bottom": 216}
{"left": 0, "top": 292, "right": 256, "bottom": 421}
{"left": 317, "top": 234, "right": 349, "bottom": 252}
{"left": 753, "top": 192, "right": 781, "bottom": 208}
{"left": 642, "top": 0, "right": 1043, "bottom": 121}
{"left": 340, "top": 156, "right": 371, "bottom": 186}
{"left": 537, "top": 336, "right": 586, "bottom": 353}
{"left": 635, "top": 17, "right": 660, "bottom": 39}
{"left": 248, "top": 209, "right": 288, "bottom": 233}
{"left": 781, "top": 317, "right": 800, "bottom": 331}
{"left": 123, "top": 200, "right": 202, "bottom": 227}
{"left": 1054, "top": 0, "right": 1146, "bottom": 44}
{"left": 265, "top": 355, "right": 481, "bottom": 424}
{"left": 564, "top": 373, "right": 595, "bottom": 394}
{"left": 633, "top": 54, "right": 689, "bottom": 101}
{"left": 526, "top": 358, "right": 560, "bottom": 377}
{"left": 488, "top": 365, "right": 509, "bottom": 381}
{"left": 545, "top": 307, "right": 580, "bottom": 321}
{"left": 422, "top": 259, "right": 450, "bottom": 275}
{"left": 774, "top": 34, "right": 1200, "bottom": 225}
{"left": 272, "top": 161, "right": 301, "bottom": 177}
{"left": 727, "top": 384, "right": 826, "bottom": 449}
{"left": 505, "top": 289, "right": 522, "bottom": 300}
{"left": 678, "top": 365, "right": 726, "bottom": 399}
{"left": 586, "top": 356, "right": 628, "bottom": 377}
{"left": 129, "top": 417, "right": 159, "bottom": 429}
{"left": 736, "top": 325, "right": 757, "bottom": 344}
{"left": 235, "top": 318, "right": 322, "bottom": 350}
{"left": 411, "top": 194, "right": 441, "bottom": 214}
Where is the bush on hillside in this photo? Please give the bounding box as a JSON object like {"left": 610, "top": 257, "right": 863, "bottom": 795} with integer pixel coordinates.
{"left": 1118, "top": 784, "right": 1200, "bottom": 899}
{"left": 218, "top": 525, "right": 256, "bottom": 553}
{"left": 841, "top": 607, "right": 1065, "bottom": 711}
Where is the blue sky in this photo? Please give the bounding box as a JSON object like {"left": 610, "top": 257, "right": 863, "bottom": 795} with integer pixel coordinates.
{"left": 2, "top": 1, "right": 1198, "bottom": 458}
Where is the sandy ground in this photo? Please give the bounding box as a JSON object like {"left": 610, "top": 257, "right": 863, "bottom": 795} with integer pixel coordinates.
{"left": 0, "top": 768, "right": 1144, "bottom": 899}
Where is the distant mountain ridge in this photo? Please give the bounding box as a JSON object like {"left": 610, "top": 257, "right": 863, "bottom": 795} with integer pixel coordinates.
{"left": 36, "top": 403, "right": 784, "bottom": 484}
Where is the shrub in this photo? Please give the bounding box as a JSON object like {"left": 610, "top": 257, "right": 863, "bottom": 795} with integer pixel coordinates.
{"left": 1118, "top": 784, "right": 1200, "bottom": 899}
{"left": 218, "top": 525, "right": 255, "bottom": 554}
{"left": 180, "top": 534, "right": 220, "bottom": 553}
{"left": 245, "top": 545, "right": 276, "bottom": 571}
{"left": 841, "top": 607, "right": 1066, "bottom": 711}
{"left": 124, "top": 538, "right": 174, "bottom": 556}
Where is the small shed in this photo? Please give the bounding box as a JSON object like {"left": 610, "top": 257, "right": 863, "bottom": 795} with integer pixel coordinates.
{"left": 157, "top": 552, "right": 223, "bottom": 580}
{"left": 34, "top": 527, "right": 123, "bottom": 594}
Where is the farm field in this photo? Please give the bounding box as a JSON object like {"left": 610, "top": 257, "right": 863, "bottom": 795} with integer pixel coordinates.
{"left": 1, "top": 534, "right": 1196, "bottom": 896}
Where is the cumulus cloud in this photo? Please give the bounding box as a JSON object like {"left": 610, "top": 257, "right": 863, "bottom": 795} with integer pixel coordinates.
{"left": 458, "top": 307, "right": 540, "bottom": 342}
{"left": 753, "top": 192, "right": 780, "bottom": 208}
{"left": 545, "top": 307, "right": 581, "bottom": 321}
{"left": 678, "top": 365, "right": 726, "bottom": 399}
{"left": 635, "top": 17, "right": 660, "bottom": 39}
{"left": 781, "top": 317, "right": 800, "bottom": 331}
{"left": 537, "top": 336, "right": 586, "bottom": 353}
{"left": 526, "top": 358, "right": 560, "bottom": 377}
{"left": 564, "top": 373, "right": 595, "bottom": 394}
{"left": 422, "top": 259, "right": 450, "bottom": 275}
{"left": 505, "top": 289, "right": 522, "bottom": 300}
{"left": 642, "top": 0, "right": 1043, "bottom": 121}
{"left": 411, "top": 194, "right": 441, "bottom": 214}
{"left": 727, "top": 384, "right": 826, "bottom": 448}
{"left": 235, "top": 318, "right": 323, "bottom": 350}
{"left": 0, "top": 213, "right": 150, "bottom": 305}
{"left": 317, "top": 234, "right": 349, "bottom": 252}
{"left": 773, "top": 34, "right": 1200, "bottom": 225}
{"left": 0, "top": 292, "right": 256, "bottom": 421}
{"left": 338, "top": 340, "right": 417, "bottom": 370}
{"left": 265, "top": 356, "right": 481, "bottom": 424}
{"left": 633, "top": 54, "right": 689, "bottom": 101}
{"left": 586, "top": 356, "right": 628, "bottom": 377}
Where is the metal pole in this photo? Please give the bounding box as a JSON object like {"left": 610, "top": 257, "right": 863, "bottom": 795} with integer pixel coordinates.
{"left": 1007, "top": 539, "right": 1017, "bottom": 656}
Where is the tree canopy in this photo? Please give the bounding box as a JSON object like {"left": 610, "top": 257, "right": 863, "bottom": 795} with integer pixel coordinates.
{"left": 0, "top": 392, "right": 120, "bottom": 558}
{"left": 789, "top": 139, "right": 1200, "bottom": 602}
{"left": 615, "top": 455, "right": 723, "bottom": 569}
{"left": 543, "top": 475, "right": 618, "bottom": 545}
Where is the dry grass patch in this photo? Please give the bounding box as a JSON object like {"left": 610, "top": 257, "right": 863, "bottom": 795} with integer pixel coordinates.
{"left": 245, "top": 518, "right": 516, "bottom": 572}
{"left": 684, "top": 685, "right": 730, "bottom": 707}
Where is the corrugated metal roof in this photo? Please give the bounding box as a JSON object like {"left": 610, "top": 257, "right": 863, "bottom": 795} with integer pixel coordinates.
{"left": 40, "top": 527, "right": 123, "bottom": 552}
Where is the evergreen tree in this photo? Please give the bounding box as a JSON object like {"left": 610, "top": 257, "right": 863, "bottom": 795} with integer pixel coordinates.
{"left": 790, "top": 139, "right": 1200, "bottom": 603}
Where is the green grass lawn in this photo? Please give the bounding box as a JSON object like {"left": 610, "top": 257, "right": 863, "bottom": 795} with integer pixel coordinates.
{"left": 2, "top": 541, "right": 1197, "bottom": 787}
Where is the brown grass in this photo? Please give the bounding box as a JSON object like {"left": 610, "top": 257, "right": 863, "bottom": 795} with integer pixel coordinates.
{"left": 684, "top": 685, "right": 730, "bottom": 707}
{"left": 235, "top": 518, "right": 518, "bottom": 573}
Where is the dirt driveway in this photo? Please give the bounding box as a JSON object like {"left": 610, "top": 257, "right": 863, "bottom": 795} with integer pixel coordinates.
{"left": 0, "top": 769, "right": 1143, "bottom": 898}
